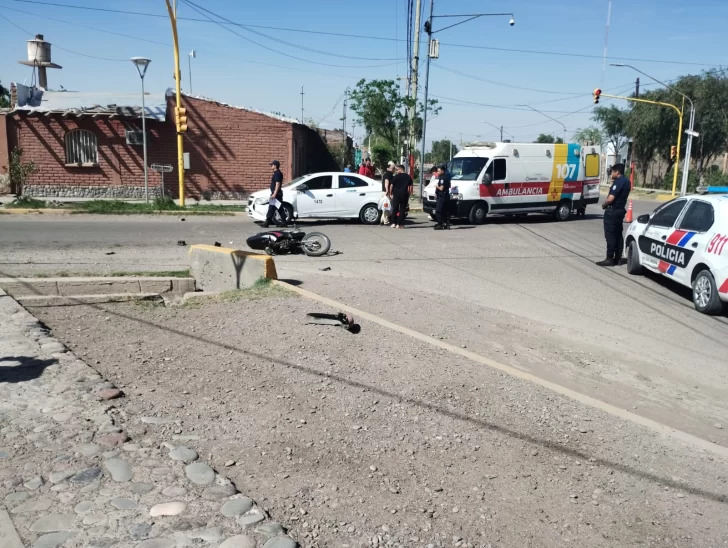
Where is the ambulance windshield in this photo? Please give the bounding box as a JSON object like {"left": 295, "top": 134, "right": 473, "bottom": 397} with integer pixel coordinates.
{"left": 448, "top": 157, "right": 488, "bottom": 180}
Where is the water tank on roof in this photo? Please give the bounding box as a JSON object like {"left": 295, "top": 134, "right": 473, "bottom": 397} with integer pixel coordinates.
{"left": 27, "top": 34, "right": 52, "bottom": 64}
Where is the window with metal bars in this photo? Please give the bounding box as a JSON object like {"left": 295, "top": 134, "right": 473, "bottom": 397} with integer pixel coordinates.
{"left": 64, "top": 129, "right": 98, "bottom": 165}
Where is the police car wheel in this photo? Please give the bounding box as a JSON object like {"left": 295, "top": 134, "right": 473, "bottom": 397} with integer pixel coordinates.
{"left": 626, "top": 241, "right": 643, "bottom": 275}
{"left": 692, "top": 270, "right": 723, "bottom": 315}
{"left": 469, "top": 203, "right": 488, "bottom": 225}
{"left": 429, "top": 213, "right": 437, "bottom": 222}
{"left": 554, "top": 201, "right": 572, "bottom": 222}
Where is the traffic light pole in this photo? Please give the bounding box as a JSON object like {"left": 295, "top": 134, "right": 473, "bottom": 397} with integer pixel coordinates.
{"left": 600, "top": 93, "right": 683, "bottom": 197}
{"left": 165, "top": 0, "right": 186, "bottom": 206}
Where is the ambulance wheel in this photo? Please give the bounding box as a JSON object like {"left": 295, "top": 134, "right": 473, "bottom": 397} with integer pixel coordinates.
{"left": 469, "top": 202, "right": 488, "bottom": 225}
{"left": 554, "top": 200, "right": 572, "bottom": 222}
{"left": 692, "top": 269, "right": 724, "bottom": 315}
{"left": 626, "top": 240, "right": 643, "bottom": 275}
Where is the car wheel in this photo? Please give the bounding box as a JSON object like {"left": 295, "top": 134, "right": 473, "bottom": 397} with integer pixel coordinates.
{"left": 359, "top": 203, "right": 381, "bottom": 225}
{"left": 626, "top": 240, "right": 643, "bottom": 275}
{"left": 274, "top": 203, "right": 294, "bottom": 225}
{"left": 429, "top": 213, "right": 437, "bottom": 222}
{"left": 554, "top": 200, "right": 572, "bottom": 222}
{"left": 468, "top": 202, "right": 488, "bottom": 225}
{"left": 692, "top": 269, "right": 724, "bottom": 315}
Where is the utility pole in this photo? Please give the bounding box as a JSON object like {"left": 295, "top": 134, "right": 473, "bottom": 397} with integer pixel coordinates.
{"left": 408, "top": 0, "right": 423, "bottom": 177}
{"left": 630, "top": 77, "right": 639, "bottom": 187}
{"left": 418, "top": 0, "right": 435, "bottom": 196}
{"left": 500, "top": 125, "right": 504, "bottom": 142}
{"left": 300, "top": 86, "right": 304, "bottom": 123}
{"left": 342, "top": 94, "right": 348, "bottom": 168}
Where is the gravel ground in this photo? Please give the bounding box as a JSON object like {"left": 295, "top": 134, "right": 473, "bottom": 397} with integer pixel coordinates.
{"left": 30, "top": 294, "right": 728, "bottom": 548}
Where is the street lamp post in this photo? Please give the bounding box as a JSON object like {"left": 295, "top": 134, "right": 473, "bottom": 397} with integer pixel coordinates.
{"left": 611, "top": 63, "right": 696, "bottom": 196}
{"left": 519, "top": 105, "right": 566, "bottom": 142}
{"left": 131, "top": 57, "right": 151, "bottom": 203}
{"left": 188, "top": 50, "right": 196, "bottom": 94}
{"left": 418, "top": 5, "right": 515, "bottom": 196}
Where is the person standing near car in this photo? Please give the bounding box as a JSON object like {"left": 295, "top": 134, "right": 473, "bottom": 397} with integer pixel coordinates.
{"left": 381, "top": 161, "right": 395, "bottom": 225}
{"left": 433, "top": 164, "right": 452, "bottom": 230}
{"left": 263, "top": 160, "right": 286, "bottom": 228}
{"left": 596, "top": 162, "right": 631, "bottom": 266}
{"left": 359, "top": 158, "right": 374, "bottom": 178}
{"left": 390, "top": 164, "right": 413, "bottom": 229}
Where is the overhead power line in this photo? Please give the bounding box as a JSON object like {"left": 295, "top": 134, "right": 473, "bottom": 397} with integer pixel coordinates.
{"left": 179, "top": 0, "right": 399, "bottom": 69}
{"left": 0, "top": 12, "right": 128, "bottom": 61}
{"left": 6, "top": 0, "right": 726, "bottom": 68}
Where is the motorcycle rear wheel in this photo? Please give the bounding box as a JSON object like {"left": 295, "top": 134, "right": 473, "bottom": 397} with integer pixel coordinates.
{"left": 302, "top": 232, "right": 331, "bottom": 257}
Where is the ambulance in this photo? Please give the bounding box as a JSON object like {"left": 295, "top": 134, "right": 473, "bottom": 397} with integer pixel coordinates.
{"left": 422, "top": 142, "right": 602, "bottom": 223}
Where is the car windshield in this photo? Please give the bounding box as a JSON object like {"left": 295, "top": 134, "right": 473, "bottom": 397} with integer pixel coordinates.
{"left": 282, "top": 176, "right": 307, "bottom": 188}
{"left": 448, "top": 157, "right": 488, "bottom": 180}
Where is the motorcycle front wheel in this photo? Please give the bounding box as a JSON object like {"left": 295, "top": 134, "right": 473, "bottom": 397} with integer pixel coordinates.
{"left": 301, "top": 232, "right": 331, "bottom": 257}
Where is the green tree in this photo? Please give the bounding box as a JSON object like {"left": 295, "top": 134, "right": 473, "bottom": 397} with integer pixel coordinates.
{"left": 572, "top": 126, "right": 604, "bottom": 147}
{"left": 348, "top": 79, "right": 440, "bottom": 149}
{"left": 534, "top": 134, "right": 563, "bottom": 144}
{"left": 371, "top": 143, "right": 395, "bottom": 174}
{"left": 593, "top": 105, "right": 629, "bottom": 162}
{"left": 0, "top": 81, "right": 10, "bottom": 108}
{"left": 429, "top": 140, "right": 457, "bottom": 164}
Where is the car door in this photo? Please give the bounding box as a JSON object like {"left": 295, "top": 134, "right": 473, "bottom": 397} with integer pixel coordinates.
{"left": 295, "top": 175, "right": 335, "bottom": 217}
{"left": 671, "top": 199, "right": 716, "bottom": 286}
{"left": 637, "top": 199, "right": 689, "bottom": 277}
{"left": 336, "top": 175, "right": 374, "bottom": 216}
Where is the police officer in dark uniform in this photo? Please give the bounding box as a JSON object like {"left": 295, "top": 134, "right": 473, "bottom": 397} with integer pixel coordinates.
{"left": 433, "top": 164, "right": 451, "bottom": 230}
{"left": 597, "top": 163, "right": 631, "bottom": 266}
{"left": 263, "top": 160, "right": 286, "bottom": 228}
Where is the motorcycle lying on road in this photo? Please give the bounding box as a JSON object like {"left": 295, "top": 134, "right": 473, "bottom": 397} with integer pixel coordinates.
{"left": 247, "top": 200, "right": 331, "bottom": 257}
{"left": 246, "top": 228, "right": 331, "bottom": 257}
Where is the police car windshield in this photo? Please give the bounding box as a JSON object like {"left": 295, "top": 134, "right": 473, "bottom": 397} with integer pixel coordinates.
{"left": 282, "top": 176, "right": 307, "bottom": 188}
{"left": 448, "top": 157, "right": 488, "bottom": 180}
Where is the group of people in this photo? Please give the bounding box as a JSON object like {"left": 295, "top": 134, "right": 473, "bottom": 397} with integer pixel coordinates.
{"left": 380, "top": 161, "right": 413, "bottom": 229}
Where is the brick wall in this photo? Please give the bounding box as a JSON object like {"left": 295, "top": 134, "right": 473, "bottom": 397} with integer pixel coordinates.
{"left": 3, "top": 95, "right": 340, "bottom": 199}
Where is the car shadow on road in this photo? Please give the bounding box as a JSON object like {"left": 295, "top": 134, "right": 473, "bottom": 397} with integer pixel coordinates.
{"left": 0, "top": 356, "right": 57, "bottom": 384}
{"left": 37, "top": 299, "right": 728, "bottom": 507}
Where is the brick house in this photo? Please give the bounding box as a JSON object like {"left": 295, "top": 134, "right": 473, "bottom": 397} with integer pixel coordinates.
{"left": 0, "top": 88, "right": 344, "bottom": 199}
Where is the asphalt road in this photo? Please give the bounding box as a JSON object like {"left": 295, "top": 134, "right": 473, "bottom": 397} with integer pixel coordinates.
{"left": 1, "top": 199, "right": 727, "bottom": 447}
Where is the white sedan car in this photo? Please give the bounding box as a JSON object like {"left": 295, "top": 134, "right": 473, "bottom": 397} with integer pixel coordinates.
{"left": 624, "top": 193, "right": 728, "bottom": 314}
{"left": 248, "top": 172, "right": 383, "bottom": 225}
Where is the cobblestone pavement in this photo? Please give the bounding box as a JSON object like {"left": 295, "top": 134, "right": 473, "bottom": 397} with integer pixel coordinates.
{"left": 0, "top": 289, "right": 298, "bottom": 548}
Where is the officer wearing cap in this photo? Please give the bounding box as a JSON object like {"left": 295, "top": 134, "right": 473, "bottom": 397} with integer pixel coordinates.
{"left": 597, "top": 163, "right": 631, "bottom": 266}
{"left": 263, "top": 160, "right": 286, "bottom": 228}
{"left": 433, "top": 163, "right": 452, "bottom": 230}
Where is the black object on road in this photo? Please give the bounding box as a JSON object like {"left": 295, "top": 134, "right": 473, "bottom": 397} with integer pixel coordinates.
{"left": 306, "top": 312, "right": 359, "bottom": 333}
{"left": 177, "top": 240, "right": 187, "bottom": 246}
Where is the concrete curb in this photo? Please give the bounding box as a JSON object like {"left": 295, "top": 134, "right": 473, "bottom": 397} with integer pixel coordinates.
{"left": 0, "top": 277, "right": 195, "bottom": 299}
{"left": 15, "top": 292, "right": 163, "bottom": 306}
{"left": 273, "top": 279, "right": 728, "bottom": 458}
{"left": 189, "top": 244, "right": 277, "bottom": 292}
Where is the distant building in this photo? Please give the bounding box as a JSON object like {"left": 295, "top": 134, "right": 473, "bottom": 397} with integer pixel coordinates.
{"left": 1, "top": 88, "right": 338, "bottom": 199}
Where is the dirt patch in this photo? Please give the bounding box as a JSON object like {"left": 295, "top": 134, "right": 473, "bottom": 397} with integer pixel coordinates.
{"left": 30, "top": 295, "right": 728, "bottom": 548}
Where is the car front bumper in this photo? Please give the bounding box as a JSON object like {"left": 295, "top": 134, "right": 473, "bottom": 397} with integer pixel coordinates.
{"left": 248, "top": 200, "right": 267, "bottom": 221}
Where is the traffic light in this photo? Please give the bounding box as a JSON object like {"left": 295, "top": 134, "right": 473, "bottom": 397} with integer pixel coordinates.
{"left": 670, "top": 145, "right": 677, "bottom": 160}
{"left": 424, "top": 20, "right": 432, "bottom": 34}
{"left": 175, "top": 107, "right": 188, "bottom": 133}
{"left": 593, "top": 88, "right": 601, "bottom": 104}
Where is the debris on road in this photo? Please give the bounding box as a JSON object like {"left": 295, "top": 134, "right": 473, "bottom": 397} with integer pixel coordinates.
{"left": 306, "top": 311, "right": 359, "bottom": 333}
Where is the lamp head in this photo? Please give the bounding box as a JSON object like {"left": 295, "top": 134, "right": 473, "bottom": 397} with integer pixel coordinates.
{"left": 130, "top": 57, "right": 151, "bottom": 78}
{"left": 509, "top": 16, "right": 515, "bottom": 26}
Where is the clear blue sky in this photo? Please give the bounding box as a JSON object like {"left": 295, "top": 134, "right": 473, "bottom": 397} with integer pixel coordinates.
{"left": 1, "top": 0, "right": 726, "bottom": 147}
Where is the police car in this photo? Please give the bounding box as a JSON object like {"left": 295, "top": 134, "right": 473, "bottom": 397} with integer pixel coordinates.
{"left": 624, "top": 191, "right": 728, "bottom": 314}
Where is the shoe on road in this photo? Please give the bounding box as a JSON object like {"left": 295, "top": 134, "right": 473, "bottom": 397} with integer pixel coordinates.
{"left": 595, "top": 258, "right": 616, "bottom": 267}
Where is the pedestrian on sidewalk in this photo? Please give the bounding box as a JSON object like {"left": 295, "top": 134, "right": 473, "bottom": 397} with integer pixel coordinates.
{"left": 390, "top": 164, "right": 413, "bottom": 229}
{"left": 433, "top": 164, "right": 452, "bottom": 230}
{"left": 263, "top": 160, "right": 286, "bottom": 228}
{"left": 596, "top": 162, "right": 631, "bottom": 267}
{"left": 381, "top": 161, "right": 395, "bottom": 226}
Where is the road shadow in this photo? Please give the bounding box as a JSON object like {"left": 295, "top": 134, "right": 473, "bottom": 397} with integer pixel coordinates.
{"left": 31, "top": 299, "right": 728, "bottom": 506}
{"left": 0, "top": 356, "right": 56, "bottom": 384}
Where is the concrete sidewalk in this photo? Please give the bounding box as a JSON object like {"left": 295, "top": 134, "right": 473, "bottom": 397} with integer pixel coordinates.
{"left": 0, "top": 289, "right": 298, "bottom": 548}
